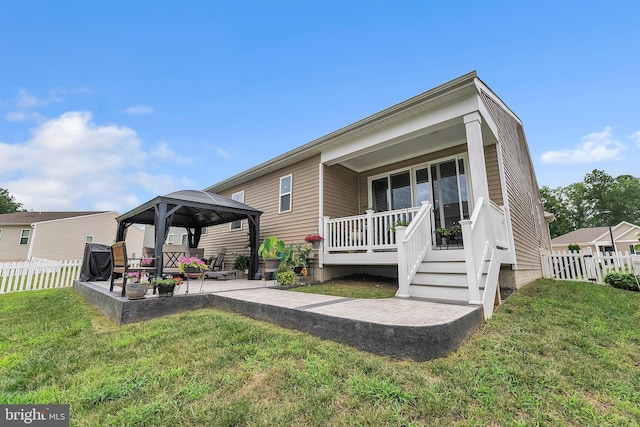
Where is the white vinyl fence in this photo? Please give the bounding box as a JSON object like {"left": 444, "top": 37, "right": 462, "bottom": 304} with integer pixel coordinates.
{"left": 0, "top": 259, "right": 83, "bottom": 294}
{"left": 542, "top": 250, "right": 640, "bottom": 284}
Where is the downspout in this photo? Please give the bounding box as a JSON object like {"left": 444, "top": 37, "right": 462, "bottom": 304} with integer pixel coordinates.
{"left": 27, "top": 224, "right": 37, "bottom": 261}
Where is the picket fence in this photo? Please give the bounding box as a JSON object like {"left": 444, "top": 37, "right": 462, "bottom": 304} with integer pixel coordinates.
{"left": 0, "top": 259, "right": 83, "bottom": 294}
{"left": 541, "top": 250, "right": 640, "bottom": 284}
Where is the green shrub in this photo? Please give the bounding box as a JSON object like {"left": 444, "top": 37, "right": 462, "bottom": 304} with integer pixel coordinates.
{"left": 567, "top": 243, "right": 580, "bottom": 252}
{"left": 275, "top": 270, "right": 296, "bottom": 286}
{"left": 604, "top": 273, "right": 640, "bottom": 291}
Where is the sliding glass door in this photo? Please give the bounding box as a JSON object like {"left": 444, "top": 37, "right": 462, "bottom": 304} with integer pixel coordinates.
{"left": 370, "top": 156, "right": 471, "bottom": 243}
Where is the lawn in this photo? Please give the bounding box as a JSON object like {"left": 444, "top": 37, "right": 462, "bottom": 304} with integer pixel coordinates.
{"left": 1, "top": 279, "right": 639, "bottom": 426}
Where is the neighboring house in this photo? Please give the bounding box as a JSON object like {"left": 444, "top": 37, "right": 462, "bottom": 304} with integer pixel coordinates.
{"left": 551, "top": 221, "right": 640, "bottom": 255}
{"left": 0, "top": 211, "right": 144, "bottom": 262}
{"left": 200, "top": 71, "right": 551, "bottom": 317}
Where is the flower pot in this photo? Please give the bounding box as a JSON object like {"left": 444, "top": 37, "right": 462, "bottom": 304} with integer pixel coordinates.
{"left": 263, "top": 258, "right": 280, "bottom": 271}
{"left": 311, "top": 240, "right": 322, "bottom": 250}
{"left": 126, "top": 282, "right": 149, "bottom": 300}
{"left": 156, "top": 284, "right": 176, "bottom": 297}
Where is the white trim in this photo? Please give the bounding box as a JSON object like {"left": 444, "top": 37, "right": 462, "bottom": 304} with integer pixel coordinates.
{"left": 19, "top": 228, "right": 30, "bottom": 245}
{"left": 279, "top": 174, "right": 293, "bottom": 213}
{"left": 26, "top": 225, "right": 36, "bottom": 260}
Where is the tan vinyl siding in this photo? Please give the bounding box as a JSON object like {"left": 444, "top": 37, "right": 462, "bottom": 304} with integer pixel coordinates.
{"left": 357, "top": 144, "right": 467, "bottom": 206}
{"left": 323, "top": 164, "right": 359, "bottom": 218}
{"left": 0, "top": 226, "right": 31, "bottom": 261}
{"left": 0, "top": 212, "right": 139, "bottom": 262}
{"left": 480, "top": 91, "right": 550, "bottom": 275}
{"left": 201, "top": 155, "right": 321, "bottom": 260}
{"left": 484, "top": 144, "right": 503, "bottom": 206}
{"left": 31, "top": 213, "right": 123, "bottom": 260}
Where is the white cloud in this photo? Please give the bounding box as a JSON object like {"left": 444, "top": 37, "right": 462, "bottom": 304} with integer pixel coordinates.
{"left": 630, "top": 130, "right": 640, "bottom": 147}
{"left": 123, "top": 105, "right": 155, "bottom": 115}
{"left": 0, "top": 111, "right": 190, "bottom": 212}
{"left": 15, "top": 86, "right": 90, "bottom": 110}
{"left": 5, "top": 111, "right": 46, "bottom": 123}
{"left": 541, "top": 126, "right": 626, "bottom": 164}
{"left": 216, "top": 147, "right": 232, "bottom": 159}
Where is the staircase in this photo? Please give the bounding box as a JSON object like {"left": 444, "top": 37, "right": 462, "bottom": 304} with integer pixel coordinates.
{"left": 408, "top": 250, "right": 487, "bottom": 303}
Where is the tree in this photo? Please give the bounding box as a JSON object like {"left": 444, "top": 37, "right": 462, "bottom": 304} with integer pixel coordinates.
{"left": 540, "top": 170, "right": 640, "bottom": 238}
{"left": 0, "top": 188, "right": 24, "bottom": 214}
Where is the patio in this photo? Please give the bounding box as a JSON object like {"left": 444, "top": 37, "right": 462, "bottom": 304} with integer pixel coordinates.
{"left": 74, "top": 277, "right": 483, "bottom": 361}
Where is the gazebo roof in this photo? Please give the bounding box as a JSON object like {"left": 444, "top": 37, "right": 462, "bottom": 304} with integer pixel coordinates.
{"left": 116, "top": 190, "right": 262, "bottom": 228}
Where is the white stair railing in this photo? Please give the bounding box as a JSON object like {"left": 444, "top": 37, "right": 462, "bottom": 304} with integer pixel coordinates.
{"left": 460, "top": 197, "right": 509, "bottom": 318}
{"left": 396, "top": 202, "right": 433, "bottom": 298}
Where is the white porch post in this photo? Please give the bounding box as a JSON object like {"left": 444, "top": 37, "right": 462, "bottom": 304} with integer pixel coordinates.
{"left": 396, "top": 226, "right": 410, "bottom": 298}
{"left": 464, "top": 112, "right": 490, "bottom": 203}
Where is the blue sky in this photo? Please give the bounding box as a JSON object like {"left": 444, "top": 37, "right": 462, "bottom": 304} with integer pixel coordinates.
{"left": 0, "top": 0, "right": 638, "bottom": 212}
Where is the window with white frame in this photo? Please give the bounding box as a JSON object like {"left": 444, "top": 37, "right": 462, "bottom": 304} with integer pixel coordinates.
{"left": 0, "top": 229, "right": 3, "bottom": 241}
{"left": 201, "top": 227, "right": 207, "bottom": 235}
{"left": 181, "top": 233, "right": 188, "bottom": 246}
{"left": 279, "top": 175, "right": 292, "bottom": 213}
{"left": 85, "top": 235, "right": 94, "bottom": 243}
{"left": 19, "top": 229, "right": 30, "bottom": 245}
{"left": 166, "top": 234, "right": 175, "bottom": 244}
{"left": 230, "top": 191, "right": 245, "bottom": 230}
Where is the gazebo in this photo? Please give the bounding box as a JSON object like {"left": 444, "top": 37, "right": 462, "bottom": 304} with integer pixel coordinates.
{"left": 115, "top": 190, "right": 262, "bottom": 280}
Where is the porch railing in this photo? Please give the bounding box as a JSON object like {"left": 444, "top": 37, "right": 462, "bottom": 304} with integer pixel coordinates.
{"left": 322, "top": 206, "right": 422, "bottom": 253}
{"left": 396, "top": 202, "right": 433, "bottom": 297}
{"left": 460, "top": 197, "right": 509, "bottom": 317}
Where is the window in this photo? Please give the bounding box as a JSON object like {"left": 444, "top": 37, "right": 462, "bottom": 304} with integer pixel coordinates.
{"left": 20, "top": 229, "right": 30, "bottom": 245}
{"left": 279, "top": 175, "right": 292, "bottom": 213}
{"left": 230, "top": 191, "right": 245, "bottom": 230}
{"left": 166, "top": 234, "right": 174, "bottom": 244}
{"left": 201, "top": 227, "right": 207, "bottom": 235}
{"left": 85, "top": 235, "right": 94, "bottom": 243}
{"left": 0, "top": 229, "right": 3, "bottom": 241}
{"left": 180, "top": 234, "right": 188, "bottom": 246}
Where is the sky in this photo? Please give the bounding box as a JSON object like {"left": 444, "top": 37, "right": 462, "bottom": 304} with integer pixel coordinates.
{"left": 0, "top": 0, "right": 638, "bottom": 213}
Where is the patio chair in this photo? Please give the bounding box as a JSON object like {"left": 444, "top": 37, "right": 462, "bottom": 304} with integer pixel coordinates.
{"left": 110, "top": 241, "right": 156, "bottom": 297}
{"left": 209, "top": 247, "right": 227, "bottom": 272}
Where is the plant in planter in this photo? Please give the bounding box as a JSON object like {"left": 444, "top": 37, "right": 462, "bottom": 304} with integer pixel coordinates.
{"left": 151, "top": 277, "right": 182, "bottom": 297}
{"left": 389, "top": 219, "right": 411, "bottom": 232}
{"left": 292, "top": 244, "right": 312, "bottom": 274}
{"left": 258, "top": 236, "right": 286, "bottom": 271}
{"left": 275, "top": 265, "right": 296, "bottom": 286}
{"left": 233, "top": 254, "right": 250, "bottom": 273}
{"left": 304, "top": 234, "right": 324, "bottom": 249}
{"left": 178, "top": 256, "right": 208, "bottom": 277}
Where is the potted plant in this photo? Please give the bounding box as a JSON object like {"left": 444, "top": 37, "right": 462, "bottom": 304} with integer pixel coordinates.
{"left": 258, "top": 236, "right": 286, "bottom": 271}
{"left": 233, "top": 254, "right": 250, "bottom": 274}
{"left": 151, "top": 277, "right": 182, "bottom": 297}
{"left": 292, "top": 244, "right": 312, "bottom": 274}
{"left": 275, "top": 265, "right": 296, "bottom": 286}
{"left": 178, "top": 256, "right": 208, "bottom": 278}
{"left": 304, "top": 234, "right": 324, "bottom": 249}
{"left": 125, "top": 272, "right": 149, "bottom": 300}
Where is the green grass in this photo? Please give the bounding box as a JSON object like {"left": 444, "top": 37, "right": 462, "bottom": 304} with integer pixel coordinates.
{"left": 1, "top": 279, "right": 639, "bottom": 426}
{"left": 289, "top": 281, "right": 398, "bottom": 299}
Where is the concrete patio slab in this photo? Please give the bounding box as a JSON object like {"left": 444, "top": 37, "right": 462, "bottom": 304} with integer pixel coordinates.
{"left": 74, "top": 278, "right": 483, "bottom": 361}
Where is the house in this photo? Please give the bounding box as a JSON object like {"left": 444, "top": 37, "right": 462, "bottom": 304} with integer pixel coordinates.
{"left": 200, "top": 71, "right": 552, "bottom": 318}
{"left": 0, "top": 211, "right": 144, "bottom": 262}
{"left": 551, "top": 221, "right": 640, "bottom": 255}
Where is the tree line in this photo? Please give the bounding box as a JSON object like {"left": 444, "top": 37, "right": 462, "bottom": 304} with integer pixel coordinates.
{"left": 540, "top": 169, "right": 640, "bottom": 239}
